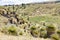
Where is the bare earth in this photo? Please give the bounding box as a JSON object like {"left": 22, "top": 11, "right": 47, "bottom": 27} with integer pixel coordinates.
{"left": 0, "top": 33, "right": 51, "bottom": 40}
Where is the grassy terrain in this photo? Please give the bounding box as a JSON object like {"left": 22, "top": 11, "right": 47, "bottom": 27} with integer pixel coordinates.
{"left": 29, "top": 15, "right": 60, "bottom": 23}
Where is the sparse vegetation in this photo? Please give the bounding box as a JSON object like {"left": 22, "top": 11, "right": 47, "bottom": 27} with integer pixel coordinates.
{"left": 0, "top": 1, "right": 60, "bottom": 40}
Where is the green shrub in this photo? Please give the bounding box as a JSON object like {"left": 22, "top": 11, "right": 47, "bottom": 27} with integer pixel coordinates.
{"left": 57, "top": 30, "right": 60, "bottom": 34}
{"left": 30, "top": 26, "right": 36, "bottom": 30}
{"left": 40, "top": 27, "right": 47, "bottom": 38}
{"left": 17, "top": 28, "right": 24, "bottom": 36}
{"left": 30, "top": 25, "right": 40, "bottom": 37}
{"left": 51, "top": 34, "right": 59, "bottom": 40}
{"left": 31, "top": 30, "right": 40, "bottom": 37}
{"left": 46, "top": 24, "right": 56, "bottom": 38}
{"left": 7, "top": 25, "right": 17, "bottom": 35}
{"left": 57, "top": 30, "right": 60, "bottom": 37}
{"left": 19, "top": 31, "right": 23, "bottom": 35}
{"left": 46, "top": 24, "right": 55, "bottom": 30}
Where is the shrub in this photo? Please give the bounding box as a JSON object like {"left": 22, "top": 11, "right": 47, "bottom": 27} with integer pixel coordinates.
{"left": 31, "top": 30, "right": 40, "bottom": 37}
{"left": 0, "top": 27, "right": 8, "bottom": 34}
{"left": 7, "top": 25, "right": 17, "bottom": 35}
{"left": 30, "top": 25, "right": 41, "bottom": 37}
{"left": 30, "top": 26, "right": 36, "bottom": 30}
{"left": 57, "top": 30, "right": 60, "bottom": 37}
{"left": 46, "top": 24, "right": 56, "bottom": 38}
{"left": 40, "top": 27, "right": 47, "bottom": 38}
{"left": 19, "top": 23, "right": 28, "bottom": 29}
{"left": 51, "top": 34, "right": 59, "bottom": 40}
{"left": 19, "top": 31, "right": 23, "bottom": 35}
{"left": 17, "top": 28, "right": 24, "bottom": 36}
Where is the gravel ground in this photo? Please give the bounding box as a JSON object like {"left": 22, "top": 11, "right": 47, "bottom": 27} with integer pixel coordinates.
{"left": 0, "top": 33, "right": 51, "bottom": 40}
